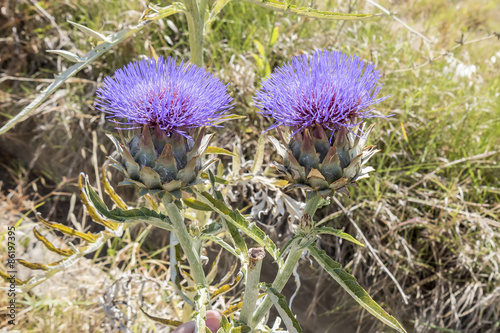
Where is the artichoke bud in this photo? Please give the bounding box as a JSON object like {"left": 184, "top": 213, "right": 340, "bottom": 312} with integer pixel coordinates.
{"left": 270, "top": 122, "right": 379, "bottom": 197}
{"left": 108, "top": 126, "right": 214, "bottom": 197}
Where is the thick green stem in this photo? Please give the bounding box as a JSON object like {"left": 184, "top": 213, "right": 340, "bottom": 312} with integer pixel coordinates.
{"left": 240, "top": 248, "right": 265, "bottom": 324}
{"left": 251, "top": 192, "right": 323, "bottom": 327}
{"left": 164, "top": 200, "right": 207, "bottom": 288}
{"left": 183, "top": 0, "right": 205, "bottom": 66}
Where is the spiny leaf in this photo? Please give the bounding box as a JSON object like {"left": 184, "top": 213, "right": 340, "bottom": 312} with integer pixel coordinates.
{"left": 84, "top": 175, "right": 171, "bottom": 229}
{"left": 33, "top": 228, "right": 75, "bottom": 257}
{"left": 183, "top": 197, "right": 213, "bottom": 211}
{"left": 211, "top": 272, "right": 243, "bottom": 300}
{"left": 37, "top": 213, "right": 99, "bottom": 243}
{"left": 0, "top": 269, "right": 25, "bottom": 285}
{"left": 200, "top": 233, "right": 239, "bottom": 258}
{"left": 196, "top": 190, "right": 280, "bottom": 262}
{"left": 200, "top": 172, "right": 228, "bottom": 184}
{"left": 244, "top": 0, "right": 374, "bottom": 20}
{"left": 102, "top": 165, "right": 128, "bottom": 210}
{"left": 264, "top": 285, "right": 302, "bottom": 333}
{"left": 205, "top": 146, "right": 237, "bottom": 156}
{"left": 67, "top": 20, "right": 109, "bottom": 41}
{"left": 18, "top": 259, "right": 48, "bottom": 271}
{"left": 315, "top": 227, "right": 365, "bottom": 246}
{"left": 140, "top": 307, "right": 183, "bottom": 327}
{"left": 308, "top": 245, "right": 406, "bottom": 333}
{"left": 46, "top": 50, "right": 82, "bottom": 62}
{"left": 79, "top": 174, "right": 119, "bottom": 230}
{"left": 222, "top": 301, "right": 243, "bottom": 317}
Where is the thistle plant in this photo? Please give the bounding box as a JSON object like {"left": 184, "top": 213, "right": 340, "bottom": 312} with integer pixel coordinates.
{"left": 248, "top": 50, "right": 404, "bottom": 331}
{"left": 0, "top": 1, "right": 409, "bottom": 333}
{"left": 255, "top": 50, "right": 388, "bottom": 197}
{"left": 95, "top": 56, "right": 232, "bottom": 197}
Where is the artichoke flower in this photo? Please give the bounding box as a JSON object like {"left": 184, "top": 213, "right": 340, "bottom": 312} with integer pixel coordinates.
{"left": 255, "top": 50, "right": 389, "bottom": 197}
{"left": 95, "top": 56, "right": 233, "bottom": 196}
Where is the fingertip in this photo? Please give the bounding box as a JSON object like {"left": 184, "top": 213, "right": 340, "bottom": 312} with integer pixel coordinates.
{"left": 206, "top": 310, "right": 222, "bottom": 332}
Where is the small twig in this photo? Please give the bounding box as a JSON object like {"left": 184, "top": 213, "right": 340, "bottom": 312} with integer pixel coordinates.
{"left": 365, "top": 0, "right": 431, "bottom": 43}
{"left": 332, "top": 196, "right": 410, "bottom": 304}
{"left": 0, "top": 75, "right": 96, "bottom": 85}
{"left": 388, "top": 33, "right": 499, "bottom": 74}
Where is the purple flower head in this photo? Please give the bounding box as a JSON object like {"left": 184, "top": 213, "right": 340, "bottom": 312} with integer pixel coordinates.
{"left": 254, "top": 50, "right": 389, "bottom": 137}
{"left": 96, "top": 56, "right": 233, "bottom": 137}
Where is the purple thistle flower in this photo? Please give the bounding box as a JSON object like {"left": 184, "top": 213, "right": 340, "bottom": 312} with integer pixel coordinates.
{"left": 95, "top": 56, "right": 233, "bottom": 137}
{"left": 254, "top": 50, "right": 389, "bottom": 136}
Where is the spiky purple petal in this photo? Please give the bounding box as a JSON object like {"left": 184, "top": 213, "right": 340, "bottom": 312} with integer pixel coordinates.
{"left": 254, "top": 50, "right": 389, "bottom": 134}
{"left": 95, "top": 56, "right": 233, "bottom": 137}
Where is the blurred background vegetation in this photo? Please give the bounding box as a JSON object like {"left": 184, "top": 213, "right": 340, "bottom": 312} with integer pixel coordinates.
{"left": 0, "top": 0, "right": 499, "bottom": 332}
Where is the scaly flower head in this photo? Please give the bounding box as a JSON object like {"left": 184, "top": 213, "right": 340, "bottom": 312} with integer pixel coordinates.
{"left": 96, "top": 56, "right": 233, "bottom": 197}
{"left": 96, "top": 56, "right": 232, "bottom": 137}
{"left": 256, "top": 50, "right": 389, "bottom": 196}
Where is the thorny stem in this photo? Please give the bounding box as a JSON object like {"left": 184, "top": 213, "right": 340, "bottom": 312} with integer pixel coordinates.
{"left": 251, "top": 192, "right": 323, "bottom": 328}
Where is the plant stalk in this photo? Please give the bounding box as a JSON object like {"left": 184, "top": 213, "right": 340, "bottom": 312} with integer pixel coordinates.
{"left": 164, "top": 200, "right": 207, "bottom": 288}
{"left": 183, "top": 0, "right": 205, "bottom": 66}
{"left": 251, "top": 192, "right": 323, "bottom": 327}
{"left": 240, "top": 248, "right": 266, "bottom": 324}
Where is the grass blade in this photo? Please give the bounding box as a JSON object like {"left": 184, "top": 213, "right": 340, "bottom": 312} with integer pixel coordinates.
{"left": 308, "top": 245, "right": 406, "bottom": 333}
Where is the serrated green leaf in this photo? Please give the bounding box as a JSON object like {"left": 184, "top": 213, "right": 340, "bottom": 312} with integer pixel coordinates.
{"left": 196, "top": 190, "right": 280, "bottom": 262}
{"left": 265, "top": 285, "right": 302, "bottom": 333}
{"left": 315, "top": 227, "right": 364, "bottom": 246}
{"left": 85, "top": 177, "right": 171, "bottom": 230}
{"left": 46, "top": 50, "right": 82, "bottom": 62}
{"left": 308, "top": 246, "right": 406, "bottom": 333}
{"left": 244, "top": 0, "right": 374, "bottom": 20}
